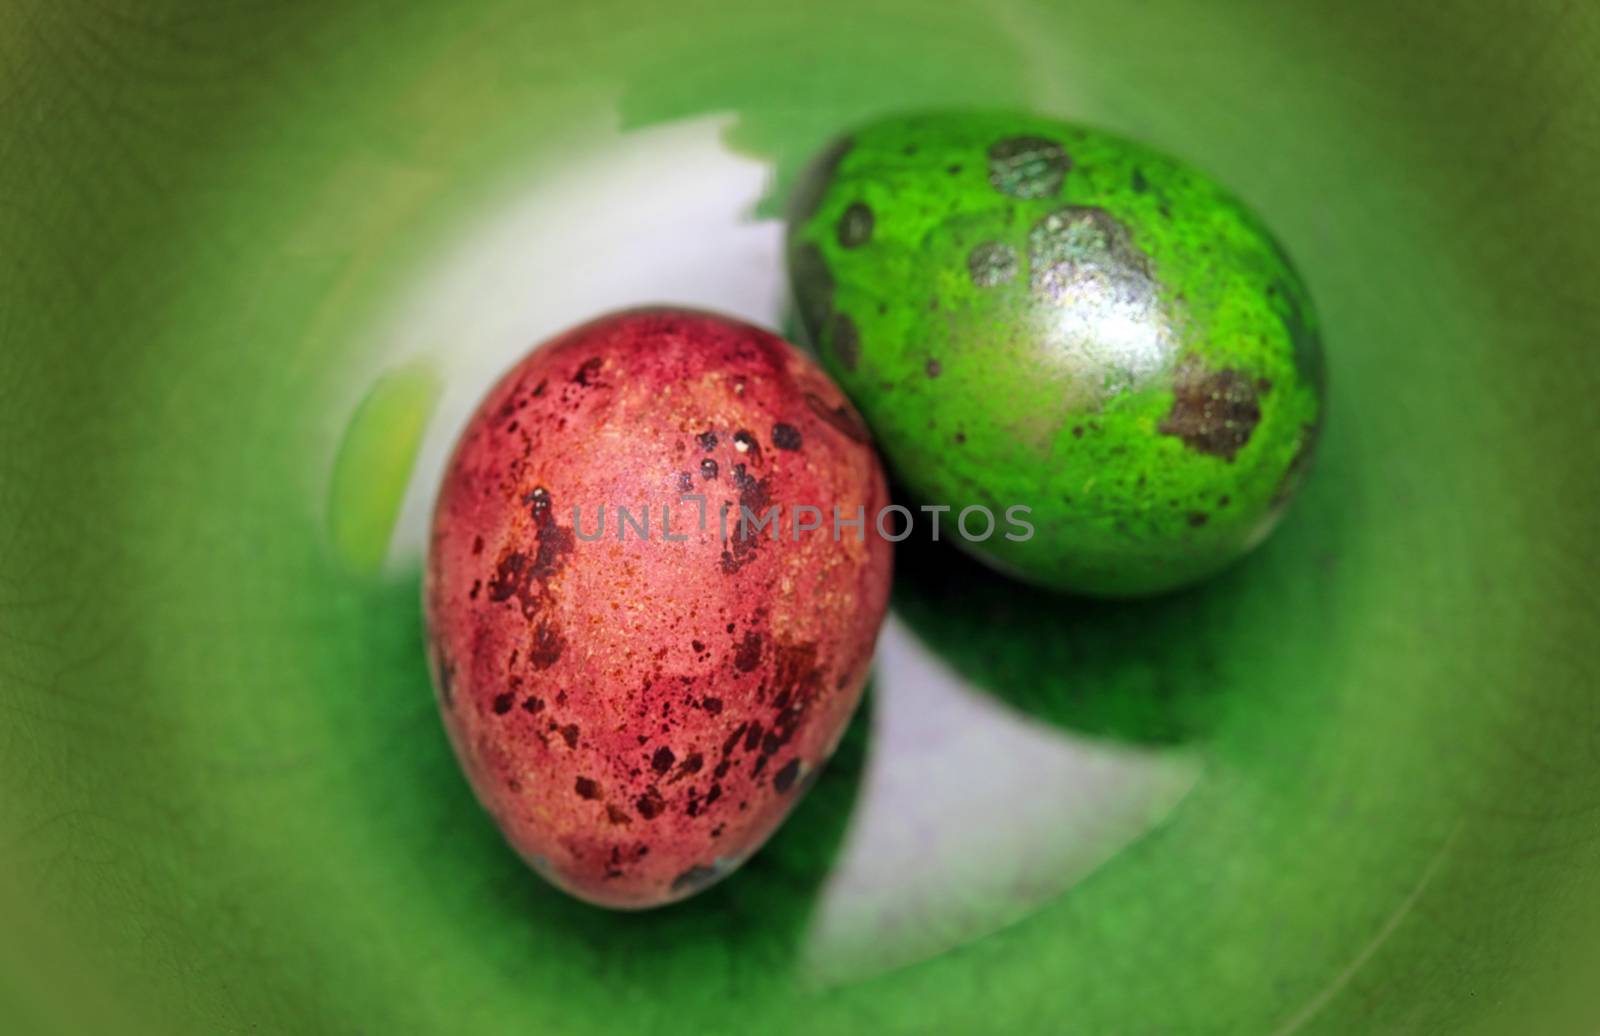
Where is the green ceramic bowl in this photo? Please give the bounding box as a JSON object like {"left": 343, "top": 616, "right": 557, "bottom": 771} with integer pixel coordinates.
{"left": 4, "top": 1, "right": 1597, "bottom": 1032}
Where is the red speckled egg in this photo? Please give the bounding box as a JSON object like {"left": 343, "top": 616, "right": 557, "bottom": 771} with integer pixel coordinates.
{"left": 424, "top": 308, "right": 893, "bottom": 908}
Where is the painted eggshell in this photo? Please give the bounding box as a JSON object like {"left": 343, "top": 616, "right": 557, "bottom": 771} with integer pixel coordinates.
{"left": 787, "top": 111, "right": 1325, "bottom": 596}
{"left": 425, "top": 308, "right": 892, "bottom": 908}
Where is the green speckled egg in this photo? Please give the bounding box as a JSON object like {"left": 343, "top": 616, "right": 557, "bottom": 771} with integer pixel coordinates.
{"left": 786, "top": 111, "right": 1325, "bottom": 596}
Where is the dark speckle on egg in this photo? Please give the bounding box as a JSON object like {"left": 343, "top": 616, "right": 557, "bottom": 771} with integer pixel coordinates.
{"left": 837, "top": 202, "right": 875, "bottom": 248}
{"left": 1158, "top": 364, "right": 1263, "bottom": 461}
{"left": 773, "top": 758, "right": 803, "bottom": 793}
{"left": 827, "top": 313, "right": 860, "bottom": 371}
{"left": 967, "top": 241, "right": 1019, "bottom": 287}
{"left": 986, "top": 135, "right": 1070, "bottom": 198}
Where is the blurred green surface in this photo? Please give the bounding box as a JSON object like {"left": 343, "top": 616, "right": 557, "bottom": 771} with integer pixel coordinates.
{"left": 3, "top": 0, "right": 1600, "bottom": 1033}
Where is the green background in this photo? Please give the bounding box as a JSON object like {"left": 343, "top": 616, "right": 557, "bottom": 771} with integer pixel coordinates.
{"left": 3, "top": 0, "right": 1598, "bottom": 1032}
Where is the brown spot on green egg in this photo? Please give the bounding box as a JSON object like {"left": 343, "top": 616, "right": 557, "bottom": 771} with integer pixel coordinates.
{"left": 967, "top": 241, "right": 1019, "bottom": 287}
{"left": 1028, "top": 206, "right": 1153, "bottom": 302}
{"left": 827, "top": 312, "right": 859, "bottom": 371}
{"left": 987, "top": 135, "right": 1069, "bottom": 198}
{"left": 1158, "top": 365, "right": 1262, "bottom": 461}
{"left": 837, "top": 202, "right": 874, "bottom": 248}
